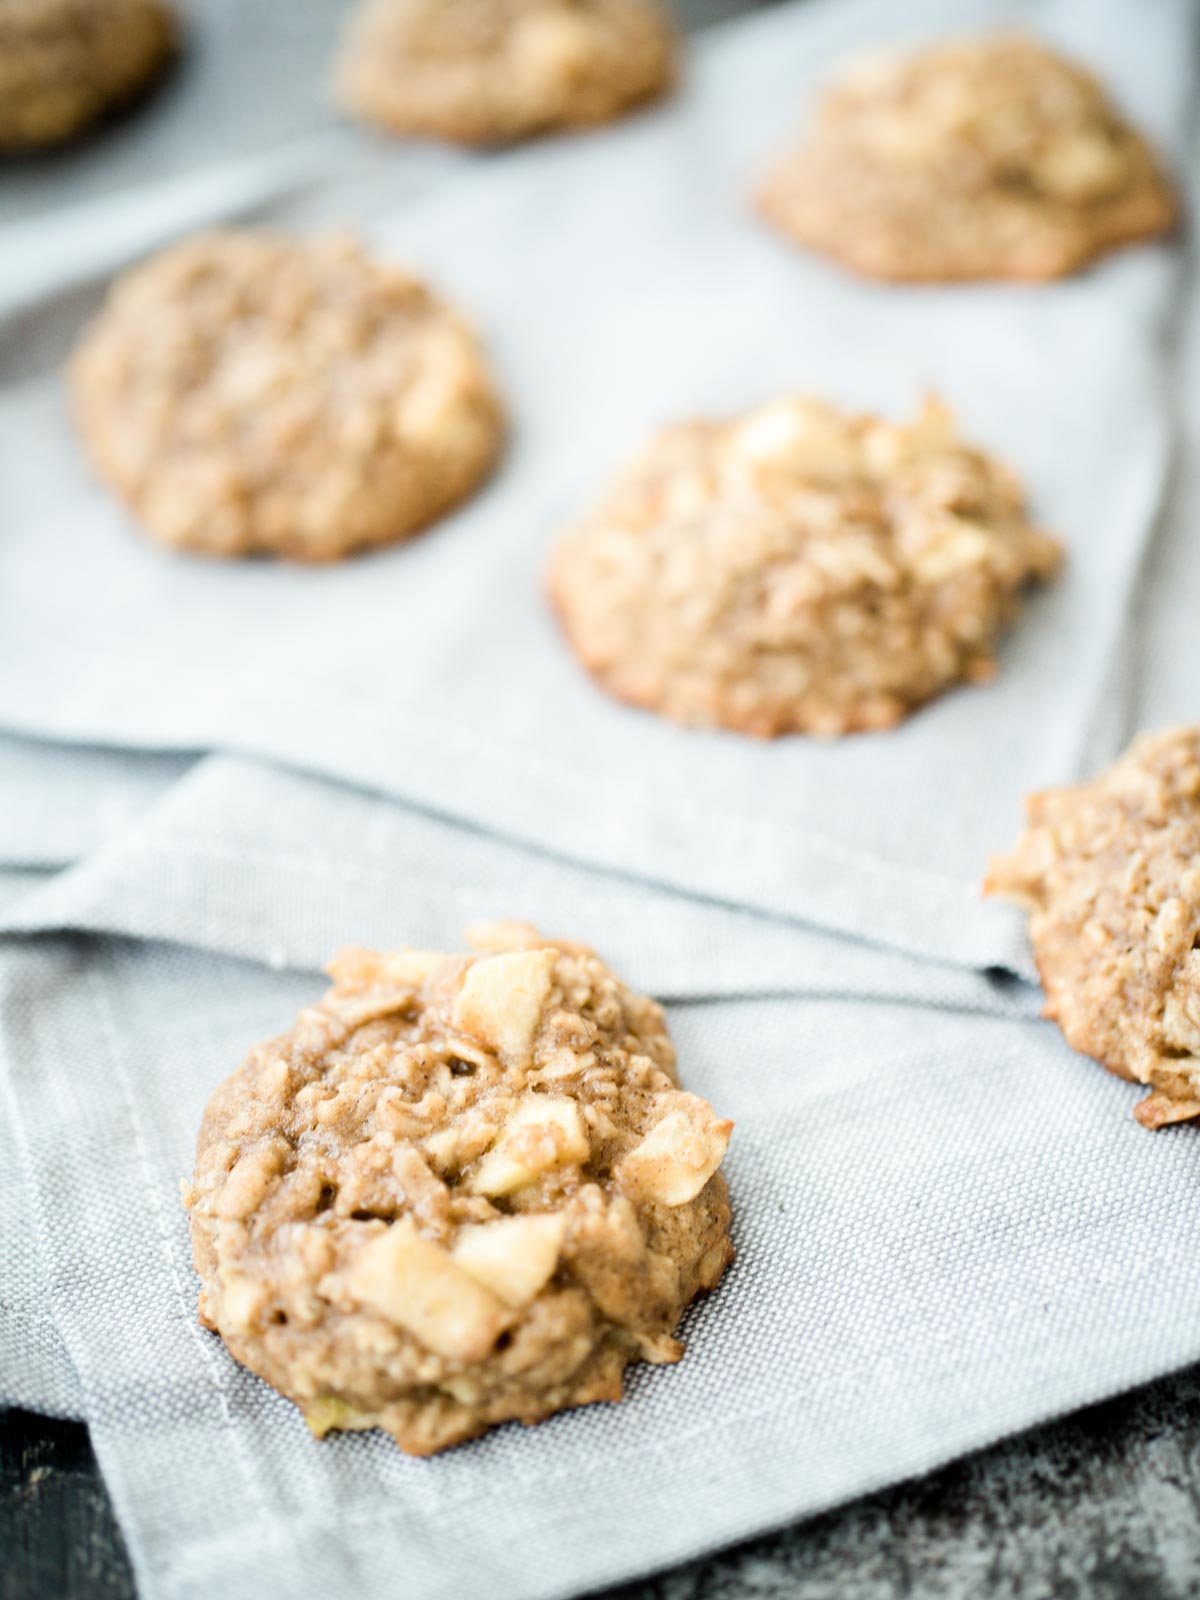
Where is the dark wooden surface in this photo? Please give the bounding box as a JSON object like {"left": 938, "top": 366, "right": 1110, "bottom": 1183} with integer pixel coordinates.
{"left": 6, "top": 1365, "right": 1200, "bottom": 1599}
{"left": 1, "top": 1411, "right": 132, "bottom": 1600}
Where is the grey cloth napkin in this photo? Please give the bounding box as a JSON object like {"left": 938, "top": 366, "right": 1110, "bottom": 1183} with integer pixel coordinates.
{"left": 0, "top": 734, "right": 187, "bottom": 1418}
{"left": 3, "top": 930, "right": 1200, "bottom": 1600}
{"left": 0, "top": 0, "right": 1192, "bottom": 973}
{"left": 4, "top": 1, "right": 1200, "bottom": 1593}
{"left": 0, "top": 731, "right": 190, "bottom": 872}
{"left": 7, "top": 327, "right": 1200, "bottom": 1577}
{"left": 7, "top": 417, "right": 1200, "bottom": 1587}
{"left": 0, "top": 751, "right": 1042, "bottom": 1007}
{"left": 0, "top": 868, "right": 51, "bottom": 914}
{"left": 0, "top": 1062, "right": 82, "bottom": 1420}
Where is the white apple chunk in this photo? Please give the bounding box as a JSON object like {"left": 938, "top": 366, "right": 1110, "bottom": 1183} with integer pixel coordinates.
{"left": 615, "top": 1096, "right": 732, "bottom": 1206}
{"left": 343, "top": 1216, "right": 512, "bottom": 1361}
{"left": 451, "top": 948, "right": 557, "bottom": 1065}
{"left": 466, "top": 1095, "right": 589, "bottom": 1197}
{"left": 452, "top": 1214, "right": 565, "bottom": 1307}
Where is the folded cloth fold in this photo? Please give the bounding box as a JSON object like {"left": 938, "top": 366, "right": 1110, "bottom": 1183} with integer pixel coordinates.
{"left": 0, "top": 752, "right": 1042, "bottom": 1006}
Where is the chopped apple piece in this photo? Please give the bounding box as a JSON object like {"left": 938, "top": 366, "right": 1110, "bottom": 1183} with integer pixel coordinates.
{"left": 466, "top": 921, "right": 545, "bottom": 954}
{"left": 615, "top": 1096, "right": 732, "bottom": 1206}
{"left": 452, "top": 1214, "right": 565, "bottom": 1307}
{"left": 303, "top": 1396, "right": 376, "bottom": 1438}
{"left": 467, "top": 1095, "right": 589, "bottom": 1196}
{"left": 730, "top": 398, "right": 859, "bottom": 477}
{"left": 326, "top": 946, "right": 444, "bottom": 990}
{"left": 343, "top": 1216, "right": 511, "bottom": 1361}
{"left": 451, "top": 949, "right": 557, "bottom": 1065}
{"left": 217, "top": 1271, "right": 267, "bottom": 1331}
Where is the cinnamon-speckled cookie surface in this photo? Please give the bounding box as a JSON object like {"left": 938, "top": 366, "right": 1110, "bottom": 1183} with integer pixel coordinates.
{"left": 757, "top": 35, "right": 1177, "bottom": 282}
{"left": 69, "top": 230, "right": 504, "bottom": 562}
{"left": 0, "top": 0, "right": 175, "bottom": 150}
{"left": 548, "top": 396, "right": 1061, "bottom": 737}
{"left": 987, "top": 728, "right": 1200, "bottom": 1129}
{"left": 334, "top": 0, "right": 676, "bottom": 145}
{"left": 184, "top": 923, "right": 733, "bottom": 1456}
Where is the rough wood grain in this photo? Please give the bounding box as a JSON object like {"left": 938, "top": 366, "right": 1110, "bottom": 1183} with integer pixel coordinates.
{"left": 5, "top": 1366, "right": 1200, "bottom": 1599}
{"left": 0, "top": 1410, "right": 133, "bottom": 1600}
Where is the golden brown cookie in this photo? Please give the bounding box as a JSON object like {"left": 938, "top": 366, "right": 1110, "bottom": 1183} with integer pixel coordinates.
{"left": 757, "top": 35, "right": 1178, "bottom": 282}
{"left": 548, "top": 395, "right": 1061, "bottom": 737}
{"left": 184, "top": 923, "right": 733, "bottom": 1456}
{"left": 334, "top": 0, "right": 677, "bottom": 145}
{"left": 0, "top": 0, "right": 176, "bottom": 151}
{"left": 986, "top": 728, "right": 1200, "bottom": 1129}
{"left": 69, "top": 230, "right": 504, "bottom": 562}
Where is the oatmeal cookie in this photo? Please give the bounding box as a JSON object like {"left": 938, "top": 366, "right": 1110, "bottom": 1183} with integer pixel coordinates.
{"left": 0, "top": 0, "right": 176, "bottom": 151}
{"left": 334, "top": 0, "right": 676, "bottom": 145}
{"left": 547, "top": 395, "right": 1061, "bottom": 737}
{"left": 184, "top": 923, "right": 734, "bottom": 1455}
{"left": 986, "top": 728, "right": 1200, "bottom": 1129}
{"left": 756, "top": 35, "right": 1178, "bottom": 282}
{"left": 69, "top": 230, "right": 504, "bottom": 561}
